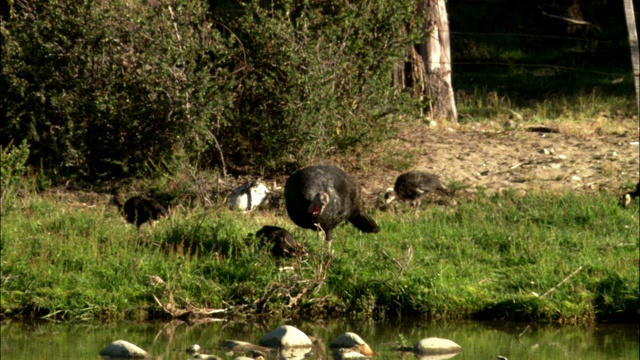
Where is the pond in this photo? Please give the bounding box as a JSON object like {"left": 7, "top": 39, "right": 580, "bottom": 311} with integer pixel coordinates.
{"left": 1, "top": 318, "right": 638, "bottom": 359}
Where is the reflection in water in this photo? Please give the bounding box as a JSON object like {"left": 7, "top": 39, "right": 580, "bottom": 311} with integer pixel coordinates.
{"left": 1, "top": 319, "right": 638, "bottom": 360}
{"left": 416, "top": 354, "right": 460, "bottom": 360}
{"left": 280, "top": 347, "right": 312, "bottom": 360}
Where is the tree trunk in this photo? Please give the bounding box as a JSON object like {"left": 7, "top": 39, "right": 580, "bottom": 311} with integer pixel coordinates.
{"left": 623, "top": 0, "right": 639, "bottom": 121}
{"left": 420, "top": 0, "right": 457, "bottom": 123}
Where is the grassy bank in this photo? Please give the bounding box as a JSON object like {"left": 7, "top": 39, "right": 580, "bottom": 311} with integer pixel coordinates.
{"left": 1, "top": 184, "right": 637, "bottom": 324}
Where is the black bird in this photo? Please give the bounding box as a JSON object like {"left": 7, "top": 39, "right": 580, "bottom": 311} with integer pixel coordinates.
{"left": 284, "top": 165, "right": 380, "bottom": 246}
{"left": 620, "top": 182, "right": 640, "bottom": 208}
{"left": 384, "top": 171, "right": 448, "bottom": 207}
{"left": 110, "top": 195, "right": 168, "bottom": 229}
{"left": 256, "top": 225, "right": 306, "bottom": 258}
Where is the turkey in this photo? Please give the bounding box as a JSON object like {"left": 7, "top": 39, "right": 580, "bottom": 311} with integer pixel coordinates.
{"left": 284, "top": 165, "right": 379, "bottom": 246}
{"left": 229, "top": 180, "right": 270, "bottom": 211}
{"left": 384, "top": 171, "right": 448, "bottom": 208}
{"left": 620, "top": 181, "right": 640, "bottom": 208}
{"left": 110, "top": 195, "right": 168, "bottom": 229}
{"left": 255, "top": 225, "right": 306, "bottom": 258}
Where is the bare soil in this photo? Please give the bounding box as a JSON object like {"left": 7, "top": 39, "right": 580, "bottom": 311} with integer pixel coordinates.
{"left": 41, "top": 120, "right": 639, "bottom": 209}
{"left": 341, "top": 121, "right": 639, "bottom": 204}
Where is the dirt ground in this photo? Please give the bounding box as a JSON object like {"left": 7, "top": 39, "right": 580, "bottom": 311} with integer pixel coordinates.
{"left": 342, "top": 120, "right": 639, "bottom": 204}
{"left": 45, "top": 119, "right": 639, "bottom": 208}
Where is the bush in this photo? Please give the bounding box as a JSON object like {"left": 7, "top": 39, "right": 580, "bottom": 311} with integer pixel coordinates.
{"left": 2, "top": 0, "right": 235, "bottom": 179}
{"left": 2, "top": 0, "right": 423, "bottom": 180}
{"left": 220, "top": 0, "right": 421, "bottom": 172}
{"left": 0, "top": 139, "right": 30, "bottom": 200}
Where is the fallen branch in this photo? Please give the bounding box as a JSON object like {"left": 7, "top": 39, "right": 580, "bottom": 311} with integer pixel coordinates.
{"left": 153, "top": 293, "right": 226, "bottom": 319}
{"left": 381, "top": 245, "right": 413, "bottom": 278}
{"left": 514, "top": 325, "right": 530, "bottom": 349}
{"left": 540, "top": 266, "right": 583, "bottom": 298}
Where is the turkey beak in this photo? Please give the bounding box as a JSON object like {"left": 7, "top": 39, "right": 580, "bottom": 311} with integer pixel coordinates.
{"left": 308, "top": 198, "right": 323, "bottom": 216}
{"left": 308, "top": 192, "right": 327, "bottom": 216}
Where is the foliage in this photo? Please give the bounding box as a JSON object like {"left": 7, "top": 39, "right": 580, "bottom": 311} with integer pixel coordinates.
{"left": 1, "top": 139, "right": 29, "bottom": 193}
{"left": 219, "top": 0, "right": 421, "bottom": 172}
{"left": 1, "top": 0, "right": 422, "bottom": 180}
{"left": 448, "top": 0, "right": 636, "bottom": 117}
{"left": 1, "top": 0, "right": 236, "bottom": 179}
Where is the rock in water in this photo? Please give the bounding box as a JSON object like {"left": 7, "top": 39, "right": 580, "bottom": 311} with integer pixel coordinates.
{"left": 413, "top": 337, "right": 462, "bottom": 355}
{"left": 99, "top": 340, "right": 150, "bottom": 359}
{"left": 259, "top": 325, "right": 312, "bottom": 348}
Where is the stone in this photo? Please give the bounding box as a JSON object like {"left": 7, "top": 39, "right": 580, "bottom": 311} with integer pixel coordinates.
{"left": 413, "top": 337, "right": 462, "bottom": 355}
{"left": 278, "top": 347, "right": 312, "bottom": 360}
{"left": 332, "top": 347, "right": 371, "bottom": 359}
{"left": 186, "top": 344, "right": 201, "bottom": 354}
{"left": 99, "top": 340, "right": 150, "bottom": 359}
{"left": 223, "top": 340, "right": 253, "bottom": 349}
{"left": 222, "top": 340, "right": 272, "bottom": 356}
{"left": 259, "top": 325, "right": 312, "bottom": 348}
{"left": 331, "top": 332, "right": 367, "bottom": 348}
{"left": 415, "top": 354, "right": 460, "bottom": 360}
{"left": 194, "top": 354, "right": 222, "bottom": 360}
{"left": 330, "top": 332, "right": 373, "bottom": 357}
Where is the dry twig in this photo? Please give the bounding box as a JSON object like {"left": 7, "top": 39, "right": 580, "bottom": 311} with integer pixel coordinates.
{"left": 540, "top": 266, "right": 583, "bottom": 298}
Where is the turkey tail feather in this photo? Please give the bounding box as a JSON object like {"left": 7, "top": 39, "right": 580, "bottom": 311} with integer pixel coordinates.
{"left": 349, "top": 213, "right": 380, "bottom": 233}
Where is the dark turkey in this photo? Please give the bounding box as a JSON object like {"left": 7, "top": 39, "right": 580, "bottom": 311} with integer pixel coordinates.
{"left": 284, "top": 165, "right": 380, "bottom": 244}
{"left": 385, "top": 171, "right": 448, "bottom": 207}
{"left": 256, "top": 225, "right": 306, "bottom": 258}
{"left": 620, "top": 181, "right": 640, "bottom": 208}
{"left": 110, "top": 195, "right": 168, "bottom": 229}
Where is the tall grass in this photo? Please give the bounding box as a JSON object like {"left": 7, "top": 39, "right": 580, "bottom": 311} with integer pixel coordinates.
{"left": 1, "top": 183, "right": 637, "bottom": 324}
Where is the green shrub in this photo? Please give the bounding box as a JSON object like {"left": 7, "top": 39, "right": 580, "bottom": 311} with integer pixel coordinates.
{"left": 1, "top": 140, "right": 29, "bottom": 190}
{"left": 1, "top": 0, "right": 235, "bottom": 179}
{"left": 221, "top": 0, "right": 421, "bottom": 172}
{"left": 2, "top": 0, "right": 424, "bottom": 180}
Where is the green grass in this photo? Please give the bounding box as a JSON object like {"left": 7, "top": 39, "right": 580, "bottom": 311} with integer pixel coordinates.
{"left": 1, "top": 185, "right": 637, "bottom": 324}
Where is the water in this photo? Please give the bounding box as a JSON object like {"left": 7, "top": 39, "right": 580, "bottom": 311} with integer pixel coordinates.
{"left": 1, "top": 318, "right": 638, "bottom": 359}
